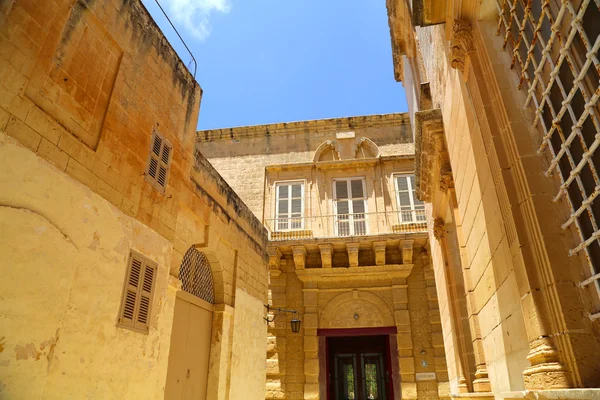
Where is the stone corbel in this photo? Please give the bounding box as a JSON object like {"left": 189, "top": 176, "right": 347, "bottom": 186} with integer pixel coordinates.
{"left": 439, "top": 163, "right": 454, "bottom": 192}
{"left": 346, "top": 243, "right": 360, "bottom": 268}
{"left": 373, "top": 241, "right": 387, "bottom": 266}
{"left": 292, "top": 245, "right": 307, "bottom": 270}
{"left": 450, "top": 20, "right": 475, "bottom": 73}
{"left": 400, "top": 240, "right": 414, "bottom": 264}
{"left": 433, "top": 218, "right": 446, "bottom": 241}
{"left": 266, "top": 246, "right": 282, "bottom": 277}
{"left": 318, "top": 244, "right": 333, "bottom": 268}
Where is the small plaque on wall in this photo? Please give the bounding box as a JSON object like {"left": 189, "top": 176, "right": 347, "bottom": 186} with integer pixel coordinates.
{"left": 415, "top": 372, "right": 437, "bottom": 381}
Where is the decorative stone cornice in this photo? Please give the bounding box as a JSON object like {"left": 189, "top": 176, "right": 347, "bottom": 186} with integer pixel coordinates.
{"left": 414, "top": 109, "right": 451, "bottom": 203}
{"left": 198, "top": 113, "right": 409, "bottom": 142}
{"left": 450, "top": 20, "right": 475, "bottom": 72}
{"left": 433, "top": 218, "right": 445, "bottom": 240}
{"left": 386, "top": 0, "right": 415, "bottom": 82}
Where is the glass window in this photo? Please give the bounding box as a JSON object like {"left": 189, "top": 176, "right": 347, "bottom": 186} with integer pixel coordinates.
{"left": 275, "top": 181, "right": 304, "bottom": 231}
{"left": 395, "top": 174, "right": 425, "bottom": 223}
{"left": 333, "top": 178, "right": 368, "bottom": 236}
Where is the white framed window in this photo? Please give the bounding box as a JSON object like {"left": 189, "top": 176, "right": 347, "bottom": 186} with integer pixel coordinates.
{"left": 394, "top": 174, "right": 425, "bottom": 223}
{"left": 333, "top": 178, "right": 368, "bottom": 236}
{"left": 275, "top": 181, "right": 304, "bottom": 231}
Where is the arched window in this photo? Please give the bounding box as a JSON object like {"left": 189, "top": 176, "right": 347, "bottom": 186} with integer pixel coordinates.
{"left": 179, "top": 247, "right": 215, "bottom": 304}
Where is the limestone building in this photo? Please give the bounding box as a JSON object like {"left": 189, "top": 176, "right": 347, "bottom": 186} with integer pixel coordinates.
{"left": 198, "top": 114, "right": 450, "bottom": 399}
{"left": 387, "top": 0, "right": 600, "bottom": 398}
{"left": 0, "top": 0, "right": 269, "bottom": 398}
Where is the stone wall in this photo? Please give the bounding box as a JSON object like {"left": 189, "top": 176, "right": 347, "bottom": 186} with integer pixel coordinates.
{"left": 388, "top": 0, "right": 600, "bottom": 394}
{"left": 198, "top": 114, "right": 414, "bottom": 218}
{"left": 0, "top": 0, "right": 269, "bottom": 397}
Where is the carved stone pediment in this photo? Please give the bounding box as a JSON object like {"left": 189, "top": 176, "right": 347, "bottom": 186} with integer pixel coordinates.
{"left": 414, "top": 109, "right": 453, "bottom": 203}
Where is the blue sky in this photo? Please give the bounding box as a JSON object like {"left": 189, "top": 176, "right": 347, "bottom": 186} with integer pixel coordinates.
{"left": 142, "top": 0, "right": 407, "bottom": 130}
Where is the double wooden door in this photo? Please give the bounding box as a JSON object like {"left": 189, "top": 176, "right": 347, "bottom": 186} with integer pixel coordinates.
{"left": 165, "top": 292, "right": 213, "bottom": 400}
{"left": 328, "top": 335, "right": 393, "bottom": 400}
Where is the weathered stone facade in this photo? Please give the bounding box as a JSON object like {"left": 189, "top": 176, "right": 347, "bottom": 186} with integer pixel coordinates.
{"left": 387, "top": 0, "right": 600, "bottom": 398}
{"left": 0, "top": 0, "right": 268, "bottom": 398}
{"left": 199, "top": 117, "right": 451, "bottom": 400}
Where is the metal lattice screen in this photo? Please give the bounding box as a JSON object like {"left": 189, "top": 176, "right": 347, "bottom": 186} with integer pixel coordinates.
{"left": 179, "top": 247, "right": 215, "bottom": 304}
{"left": 497, "top": 0, "right": 600, "bottom": 297}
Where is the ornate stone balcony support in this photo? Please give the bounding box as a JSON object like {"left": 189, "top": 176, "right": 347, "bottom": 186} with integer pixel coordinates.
{"left": 292, "top": 245, "right": 306, "bottom": 270}
{"left": 267, "top": 246, "right": 282, "bottom": 277}
{"left": 318, "top": 244, "right": 333, "bottom": 268}
{"left": 401, "top": 240, "right": 414, "bottom": 264}
{"left": 346, "top": 243, "right": 360, "bottom": 268}
{"left": 373, "top": 241, "right": 387, "bottom": 266}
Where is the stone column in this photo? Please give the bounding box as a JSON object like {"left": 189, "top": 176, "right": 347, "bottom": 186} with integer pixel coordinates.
{"left": 392, "top": 279, "right": 415, "bottom": 399}
{"left": 303, "top": 283, "right": 319, "bottom": 400}
{"left": 207, "top": 304, "right": 235, "bottom": 400}
{"left": 433, "top": 219, "right": 470, "bottom": 393}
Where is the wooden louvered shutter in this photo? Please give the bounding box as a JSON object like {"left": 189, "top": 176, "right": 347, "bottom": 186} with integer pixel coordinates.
{"left": 146, "top": 131, "right": 172, "bottom": 192}
{"left": 119, "top": 251, "right": 157, "bottom": 333}
{"left": 134, "top": 261, "right": 156, "bottom": 331}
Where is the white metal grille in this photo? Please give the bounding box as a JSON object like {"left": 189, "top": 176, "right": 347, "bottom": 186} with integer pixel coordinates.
{"left": 497, "top": 0, "right": 600, "bottom": 292}
{"left": 179, "top": 247, "right": 214, "bottom": 303}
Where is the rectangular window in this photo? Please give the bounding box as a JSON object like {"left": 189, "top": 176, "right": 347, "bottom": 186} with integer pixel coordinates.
{"left": 275, "top": 181, "right": 304, "bottom": 231}
{"left": 333, "top": 178, "right": 368, "bottom": 236}
{"left": 118, "top": 251, "right": 157, "bottom": 333}
{"left": 146, "top": 130, "right": 172, "bottom": 192}
{"left": 497, "top": 1, "right": 600, "bottom": 295}
{"left": 395, "top": 174, "right": 425, "bottom": 223}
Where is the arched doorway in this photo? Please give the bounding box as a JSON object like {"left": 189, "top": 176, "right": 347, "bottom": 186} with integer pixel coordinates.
{"left": 165, "top": 247, "right": 215, "bottom": 400}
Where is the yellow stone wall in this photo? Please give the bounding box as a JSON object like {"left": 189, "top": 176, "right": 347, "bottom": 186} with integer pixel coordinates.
{"left": 388, "top": 0, "right": 600, "bottom": 395}
{"left": 0, "top": 0, "right": 270, "bottom": 397}
{"left": 198, "top": 114, "right": 414, "bottom": 218}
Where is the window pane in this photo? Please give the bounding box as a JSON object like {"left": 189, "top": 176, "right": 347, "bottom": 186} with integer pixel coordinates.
{"left": 397, "top": 176, "right": 408, "bottom": 191}
{"left": 291, "top": 198, "right": 302, "bottom": 214}
{"left": 337, "top": 200, "right": 349, "bottom": 215}
{"left": 398, "top": 192, "right": 411, "bottom": 207}
{"left": 291, "top": 183, "right": 302, "bottom": 198}
{"left": 352, "top": 199, "right": 365, "bottom": 214}
{"left": 350, "top": 179, "right": 364, "bottom": 198}
{"left": 278, "top": 199, "right": 288, "bottom": 214}
{"left": 335, "top": 181, "right": 348, "bottom": 199}
{"left": 278, "top": 185, "right": 289, "bottom": 199}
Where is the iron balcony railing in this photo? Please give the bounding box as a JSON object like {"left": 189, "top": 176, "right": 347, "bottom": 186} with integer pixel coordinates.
{"left": 264, "top": 210, "right": 427, "bottom": 241}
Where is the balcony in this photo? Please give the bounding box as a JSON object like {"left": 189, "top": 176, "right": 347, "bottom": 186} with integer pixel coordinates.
{"left": 264, "top": 210, "right": 427, "bottom": 241}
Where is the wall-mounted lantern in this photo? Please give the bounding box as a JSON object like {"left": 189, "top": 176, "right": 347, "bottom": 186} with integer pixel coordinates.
{"left": 264, "top": 304, "right": 302, "bottom": 333}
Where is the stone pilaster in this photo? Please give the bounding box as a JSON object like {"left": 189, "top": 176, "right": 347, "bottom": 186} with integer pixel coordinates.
{"left": 303, "top": 285, "right": 319, "bottom": 400}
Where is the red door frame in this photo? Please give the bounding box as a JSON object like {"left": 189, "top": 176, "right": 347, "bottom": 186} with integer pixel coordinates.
{"left": 319, "top": 327, "right": 397, "bottom": 400}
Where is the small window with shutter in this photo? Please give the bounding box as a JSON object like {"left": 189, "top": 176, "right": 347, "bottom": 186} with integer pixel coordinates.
{"left": 275, "top": 181, "right": 304, "bottom": 231}
{"left": 333, "top": 178, "right": 368, "bottom": 236}
{"left": 117, "top": 251, "right": 157, "bottom": 333}
{"left": 145, "top": 130, "right": 172, "bottom": 192}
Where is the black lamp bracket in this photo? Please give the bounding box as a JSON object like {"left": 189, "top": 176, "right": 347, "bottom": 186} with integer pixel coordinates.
{"left": 264, "top": 304, "right": 298, "bottom": 323}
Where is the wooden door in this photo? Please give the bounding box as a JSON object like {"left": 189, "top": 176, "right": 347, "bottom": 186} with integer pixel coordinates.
{"left": 165, "top": 291, "right": 213, "bottom": 400}
{"left": 327, "top": 335, "right": 393, "bottom": 400}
